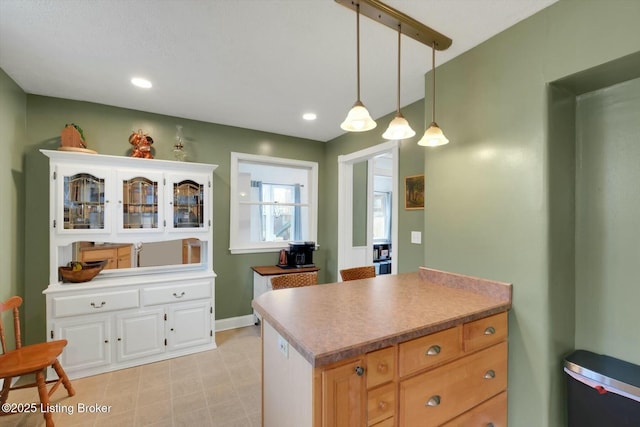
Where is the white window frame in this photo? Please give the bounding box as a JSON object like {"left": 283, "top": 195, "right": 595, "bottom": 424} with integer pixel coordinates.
{"left": 229, "top": 152, "right": 318, "bottom": 254}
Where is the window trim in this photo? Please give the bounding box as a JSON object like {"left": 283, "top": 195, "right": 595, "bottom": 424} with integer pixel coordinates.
{"left": 229, "top": 152, "right": 318, "bottom": 254}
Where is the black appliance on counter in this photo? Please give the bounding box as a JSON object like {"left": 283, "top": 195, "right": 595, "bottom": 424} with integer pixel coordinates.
{"left": 278, "top": 241, "right": 316, "bottom": 268}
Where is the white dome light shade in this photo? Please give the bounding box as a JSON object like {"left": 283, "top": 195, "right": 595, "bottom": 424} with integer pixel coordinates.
{"left": 417, "top": 122, "right": 449, "bottom": 146}
{"left": 382, "top": 114, "right": 415, "bottom": 140}
{"left": 340, "top": 101, "right": 377, "bottom": 132}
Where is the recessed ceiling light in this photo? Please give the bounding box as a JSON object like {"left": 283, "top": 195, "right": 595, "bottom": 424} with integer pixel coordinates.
{"left": 131, "top": 77, "right": 152, "bottom": 89}
{"left": 303, "top": 113, "right": 317, "bottom": 121}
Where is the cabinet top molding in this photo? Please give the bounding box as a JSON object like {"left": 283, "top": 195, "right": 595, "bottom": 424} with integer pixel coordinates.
{"left": 41, "top": 149, "right": 218, "bottom": 173}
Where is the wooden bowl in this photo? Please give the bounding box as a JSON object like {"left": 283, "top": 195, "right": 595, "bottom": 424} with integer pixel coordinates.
{"left": 58, "top": 260, "right": 108, "bottom": 283}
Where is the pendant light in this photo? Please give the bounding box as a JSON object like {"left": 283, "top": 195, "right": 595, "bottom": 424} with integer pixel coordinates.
{"left": 418, "top": 41, "right": 449, "bottom": 147}
{"left": 341, "top": 3, "right": 377, "bottom": 132}
{"left": 383, "top": 24, "right": 415, "bottom": 141}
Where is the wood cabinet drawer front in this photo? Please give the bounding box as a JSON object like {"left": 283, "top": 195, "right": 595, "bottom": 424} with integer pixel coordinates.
{"left": 143, "top": 281, "right": 211, "bottom": 306}
{"left": 399, "top": 341, "right": 507, "bottom": 427}
{"left": 441, "top": 391, "right": 507, "bottom": 427}
{"left": 53, "top": 290, "right": 139, "bottom": 318}
{"left": 368, "top": 383, "right": 396, "bottom": 426}
{"left": 367, "top": 346, "right": 396, "bottom": 389}
{"left": 399, "top": 326, "right": 462, "bottom": 377}
{"left": 463, "top": 312, "right": 508, "bottom": 353}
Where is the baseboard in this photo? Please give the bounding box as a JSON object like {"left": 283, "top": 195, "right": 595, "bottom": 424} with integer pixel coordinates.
{"left": 215, "top": 314, "right": 256, "bottom": 332}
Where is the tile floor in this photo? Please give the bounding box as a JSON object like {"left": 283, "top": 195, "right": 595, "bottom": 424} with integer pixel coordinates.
{"left": 1, "top": 325, "right": 262, "bottom": 427}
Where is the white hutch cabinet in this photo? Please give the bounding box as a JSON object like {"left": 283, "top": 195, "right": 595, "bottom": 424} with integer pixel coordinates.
{"left": 41, "top": 149, "right": 217, "bottom": 379}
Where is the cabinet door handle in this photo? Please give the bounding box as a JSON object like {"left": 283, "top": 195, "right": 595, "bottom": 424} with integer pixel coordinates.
{"left": 377, "top": 363, "right": 388, "bottom": 374}
{"left": 484, "top": 326, "right": 496, "bottom": 335}
{"left": 173, "top": 292, "right": 186, "bottom": 298}
{"left": 484, "top": 369, "right": 496, "bottom": 379}
{"left": 425, "top": 395, "right": 441, "bottom": 407}
{"left": 104, "top": 340, "right": 109, "bottom": 344}
{"left": 91, "top": 301, "right": 106, "bottom": 308}
{"left": 426, "top": 345, "right": 441, "bottom": 356}
{"left": 354, "top": 365, "right": 365, "bottom": 376}
{"left": 377, "top": 400, "right": 388, "bottom": 411}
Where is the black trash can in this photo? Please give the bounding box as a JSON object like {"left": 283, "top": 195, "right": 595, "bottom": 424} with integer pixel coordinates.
{"left": 564, "top": 350, "right": 640, "bottom": 426}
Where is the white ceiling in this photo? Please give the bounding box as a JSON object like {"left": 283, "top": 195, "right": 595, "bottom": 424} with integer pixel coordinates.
{"left": 0, "top": 0, "right": 557, "bottom": 142}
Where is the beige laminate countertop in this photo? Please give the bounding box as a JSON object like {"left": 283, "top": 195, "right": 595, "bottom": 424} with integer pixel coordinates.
{"left": 252, "top": 267, "right": 512, "bottom": 367}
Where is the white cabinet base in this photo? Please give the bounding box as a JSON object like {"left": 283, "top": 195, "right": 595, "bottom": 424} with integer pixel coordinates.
{"left": 46, "top": 272, "right": 216, "bottom": 380}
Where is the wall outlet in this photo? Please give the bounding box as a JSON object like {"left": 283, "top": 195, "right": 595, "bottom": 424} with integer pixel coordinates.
{"left": 411, "top": 231, "right": 422, "bottom": 244}
{"left": 277, "top": 334, "right": 289, "bottom": 358}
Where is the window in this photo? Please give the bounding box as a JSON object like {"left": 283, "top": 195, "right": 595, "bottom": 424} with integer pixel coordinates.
{"left": 373, "top": 191, "right": 392, "bottom": 242}
{"left": 229, "top": 152, "right": 318, "bottom": 254}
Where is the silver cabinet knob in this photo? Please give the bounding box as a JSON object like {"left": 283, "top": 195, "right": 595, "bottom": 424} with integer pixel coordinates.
{"left": 484, "top": 369, "right": 496, "bottom": 379}
{"left": 425, "top": 395, "right": 441, "bottom": 407}
{"left": 354, "top": 365, "right": 365, "bottom": 376}
{"left": 484, "top": 326, "right": 496, "bottom": 335}
{"left": 426, "top": 345, "right": 441, "bottom": 356}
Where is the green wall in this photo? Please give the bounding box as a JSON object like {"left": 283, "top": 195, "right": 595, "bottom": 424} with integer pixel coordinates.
{"left": 575, "top": 77, "right": 640, "bottom": 365}
{"left": 22, "top": 95, "right": 325, "bottom": 343}
{"left": 0, "top": 68, "right": 27, "bottom": 346}
{"left": 416, "top": 1, "right": 640, "bottom": 425}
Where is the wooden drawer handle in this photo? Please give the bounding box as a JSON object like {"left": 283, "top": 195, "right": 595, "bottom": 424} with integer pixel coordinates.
{"left": 484, "top": 369, "right": 496, "bottom": 379}
{"left": 378, "top": 400, "right": 388, "bottom": 411}
{"left": 173, "top": 291, "right": 186, "bottom": 298}
{"left": 425, "top": 395, "right": 441, "bottom": 407}
{"left": 90, "top": 301, "right": 106, "bottom": 309}
{"left": 484, "top": 326, "right": 496, "bottom": 335}
{"left": 377, "top": 363, "right": 388, "bottom": 374}
{"left": 425, "top": 345, "right": 441, "bottom": 356}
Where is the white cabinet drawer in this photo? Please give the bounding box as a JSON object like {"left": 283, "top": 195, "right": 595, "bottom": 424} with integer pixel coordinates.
{"left": 53, "top": 290, "right": 139, "bottom": 318}
{"left": 142, "top": 280, "right": 211, "bottom": 306}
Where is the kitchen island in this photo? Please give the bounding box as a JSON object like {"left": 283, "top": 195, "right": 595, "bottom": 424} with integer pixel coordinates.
{"left": 252, "top": 267, "right": 512, "bottom": 427}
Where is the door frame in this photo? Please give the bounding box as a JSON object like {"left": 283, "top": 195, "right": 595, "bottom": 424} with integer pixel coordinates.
{"left": 337, "top": 140, "right": 399, "bottom": 279}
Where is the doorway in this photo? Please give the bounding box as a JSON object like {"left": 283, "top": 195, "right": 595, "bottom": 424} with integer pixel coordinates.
{"left": 337, "top": 141, "right": 399, "bottom": 279}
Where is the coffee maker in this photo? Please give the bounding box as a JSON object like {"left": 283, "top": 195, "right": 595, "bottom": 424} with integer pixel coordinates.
{"left": 279, "top": 241, "right": 316, "bottom": 268}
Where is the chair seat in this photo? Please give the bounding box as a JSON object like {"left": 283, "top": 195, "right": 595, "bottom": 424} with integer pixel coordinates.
{"left": 0, "top": 340, "right": 67, "bottom": 378}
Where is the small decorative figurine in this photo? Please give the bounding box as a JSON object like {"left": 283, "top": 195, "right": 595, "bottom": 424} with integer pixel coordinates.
{"left": 59, "top": 123, "right": 97, "bottom": 153}
{"left": 129, "top": 129, "right": 154, "bottom": 159}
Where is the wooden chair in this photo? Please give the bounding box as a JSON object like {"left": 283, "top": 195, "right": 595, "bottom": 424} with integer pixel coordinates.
{"left": 340, "top": 265, "right": 376, "bottom": 281}
{"left": 0, "top": 296, "right": 75, "bottom": 427}
{"left": 270, "top": 272, "right": 318, "bottom": 290}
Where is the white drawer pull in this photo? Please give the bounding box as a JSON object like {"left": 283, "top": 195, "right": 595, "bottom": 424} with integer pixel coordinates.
{"left": 173, "top": 291, "right": 186, "bottom": 298}
{"left": 425, "top": 345, "right": 441, "bottom": 356}
{"left": 484, "top": 369, "right": 496, "bottom": 379}
{"left": 425, "top": 395, "right": 441, "bottom": 407}
{"left": 484, "top": 326, "right": 496, "bottom": 335}
{"left": 90, "top": 301, "right": 106, "bottom": 309}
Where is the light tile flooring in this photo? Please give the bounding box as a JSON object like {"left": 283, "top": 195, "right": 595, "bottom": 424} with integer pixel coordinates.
{"left": 1, "top": 325, "right": 262, "bottom": 427}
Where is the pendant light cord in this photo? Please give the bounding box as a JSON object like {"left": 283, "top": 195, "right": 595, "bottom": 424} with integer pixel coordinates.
{"left": 396, "top": 24, "right": 401, "bottom": 114}
{"left": 356, "top": 4, "right": 361, "bottom": 102}
{"left": 431, "top": 41, "right": 436, "bottom": 123}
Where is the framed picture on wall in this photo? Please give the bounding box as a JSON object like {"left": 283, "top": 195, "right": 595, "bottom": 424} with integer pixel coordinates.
{"left": 405, "top": 174, "right": 425, "bottom": 210}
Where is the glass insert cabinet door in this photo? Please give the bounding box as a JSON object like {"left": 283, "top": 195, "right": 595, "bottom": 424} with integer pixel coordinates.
{"left": 61, "top": 171, "right": 107, "bottom": 231}
{"left": 172, "top": 179, "right": 206, "bottom": 229}
{"left": 121, "top": 176, "right": 160, "bottom": 230}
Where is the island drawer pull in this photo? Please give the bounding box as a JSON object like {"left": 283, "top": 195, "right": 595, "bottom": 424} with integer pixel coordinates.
{"left": 484, "top": 326, "right": 496, "bottom": 335}
{"left": 425, "top": 395, "right": 441, "bottom": 407}
{"left": 486, "top": 423, "right": 495, "bottom": 427}
{"left": 425, "top": 345, "right": 441, "bottom": 356}
{"left": 377, "top": 363, "right": 388, "bottom": 374}
{"left": 173, "top": 291, "right": 186, "bottom": 298}
{"left": 90, "top": 301, "right": 106, "bottom": 308}
{"left": 354, "top": 365, "right": 365, "bottom": 376}
{"left": 484, "top": 369, "right": 496, "bottom": 379}
{"left": 378, "top": 400, "right": 388, "bottom": 411}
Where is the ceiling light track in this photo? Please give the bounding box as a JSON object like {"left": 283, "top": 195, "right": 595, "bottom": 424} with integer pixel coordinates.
{"left": 335, "top": 0, "right": 452, "bottom": 50}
